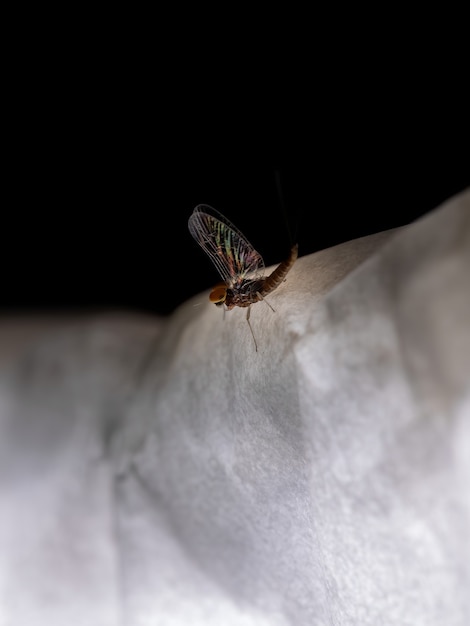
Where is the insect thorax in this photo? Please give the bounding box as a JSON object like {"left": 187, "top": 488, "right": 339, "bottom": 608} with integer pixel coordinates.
{"left": 224, "top": 278, "right": 266, "bottom": 309}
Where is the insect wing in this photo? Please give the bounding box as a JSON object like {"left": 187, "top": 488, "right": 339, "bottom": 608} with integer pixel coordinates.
{"left": 188, "top": 205, "right": 264, "bottom": 287}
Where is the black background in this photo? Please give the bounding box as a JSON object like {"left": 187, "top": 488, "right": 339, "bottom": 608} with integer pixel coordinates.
{"left": 3, "top": 25, "right": 469, "bottom": 318}
{"left": 2, "top": 158, "right": 468, "bottom": 317}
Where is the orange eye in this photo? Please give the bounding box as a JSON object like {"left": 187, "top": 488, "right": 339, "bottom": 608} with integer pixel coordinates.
{"left": 209, "top": 284, "right": 227, "bottom": 304}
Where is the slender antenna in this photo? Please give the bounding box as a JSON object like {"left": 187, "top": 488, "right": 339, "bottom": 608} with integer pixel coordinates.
{"left": 274, "top": 169, "right": 293, "bottom": 246}
{"left": 274, "top": 169, "right": 302, "bottom": 247}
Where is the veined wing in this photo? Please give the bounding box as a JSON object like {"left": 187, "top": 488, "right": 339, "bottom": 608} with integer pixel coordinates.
{"left": 188, "top": 205, "right": 265, "bottom": 287}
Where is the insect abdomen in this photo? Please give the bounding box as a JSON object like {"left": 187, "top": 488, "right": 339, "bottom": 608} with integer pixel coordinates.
{"left": 260, "top": 244, "right": 298, "bottom": 296}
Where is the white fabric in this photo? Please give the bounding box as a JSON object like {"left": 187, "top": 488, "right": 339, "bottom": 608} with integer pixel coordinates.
{"left": 1, "top": 189, "right": 469, "bottom": 625}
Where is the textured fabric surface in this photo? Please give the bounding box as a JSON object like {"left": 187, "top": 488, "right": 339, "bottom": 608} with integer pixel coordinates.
{"left": 1, "top": 189, "right": 469, "bottom": 625}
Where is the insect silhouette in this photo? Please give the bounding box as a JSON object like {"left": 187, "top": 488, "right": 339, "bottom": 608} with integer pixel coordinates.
{"left": 188, "top": 204, "right": 298, "bottom": 351}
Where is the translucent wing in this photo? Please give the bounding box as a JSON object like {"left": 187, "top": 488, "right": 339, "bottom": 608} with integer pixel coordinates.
{"left": 188, "top": 205, "right": 265, "bottom": 287}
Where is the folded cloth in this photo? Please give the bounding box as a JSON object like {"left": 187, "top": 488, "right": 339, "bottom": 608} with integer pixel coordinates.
{"left": 1, "top": 188, "right": 469, "bottom": 626}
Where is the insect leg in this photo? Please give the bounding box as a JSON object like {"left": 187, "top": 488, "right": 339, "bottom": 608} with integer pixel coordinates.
{"left": 256, "top": 292, "right": 276, "bottom": 313}
{"left": 246, "top": 306, "right": 258, "bottom": 352}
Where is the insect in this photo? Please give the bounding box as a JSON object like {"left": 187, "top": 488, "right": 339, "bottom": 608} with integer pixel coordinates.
{"left": 188, "top": 204, "right": 298, "bottom": 351}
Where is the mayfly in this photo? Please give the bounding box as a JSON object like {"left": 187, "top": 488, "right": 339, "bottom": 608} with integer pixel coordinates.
{"left": 188, "top": 204, "right": 298, "bottom": 351}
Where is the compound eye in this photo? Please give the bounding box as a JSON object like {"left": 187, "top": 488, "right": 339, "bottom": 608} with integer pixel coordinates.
{"left": 209, "top": 284, "right": 227, "bottom": 304}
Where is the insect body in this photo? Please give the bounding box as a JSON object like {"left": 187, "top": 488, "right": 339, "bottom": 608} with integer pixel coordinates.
{"left": 188, "top": 204, "right": 298, "bottom": 350}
